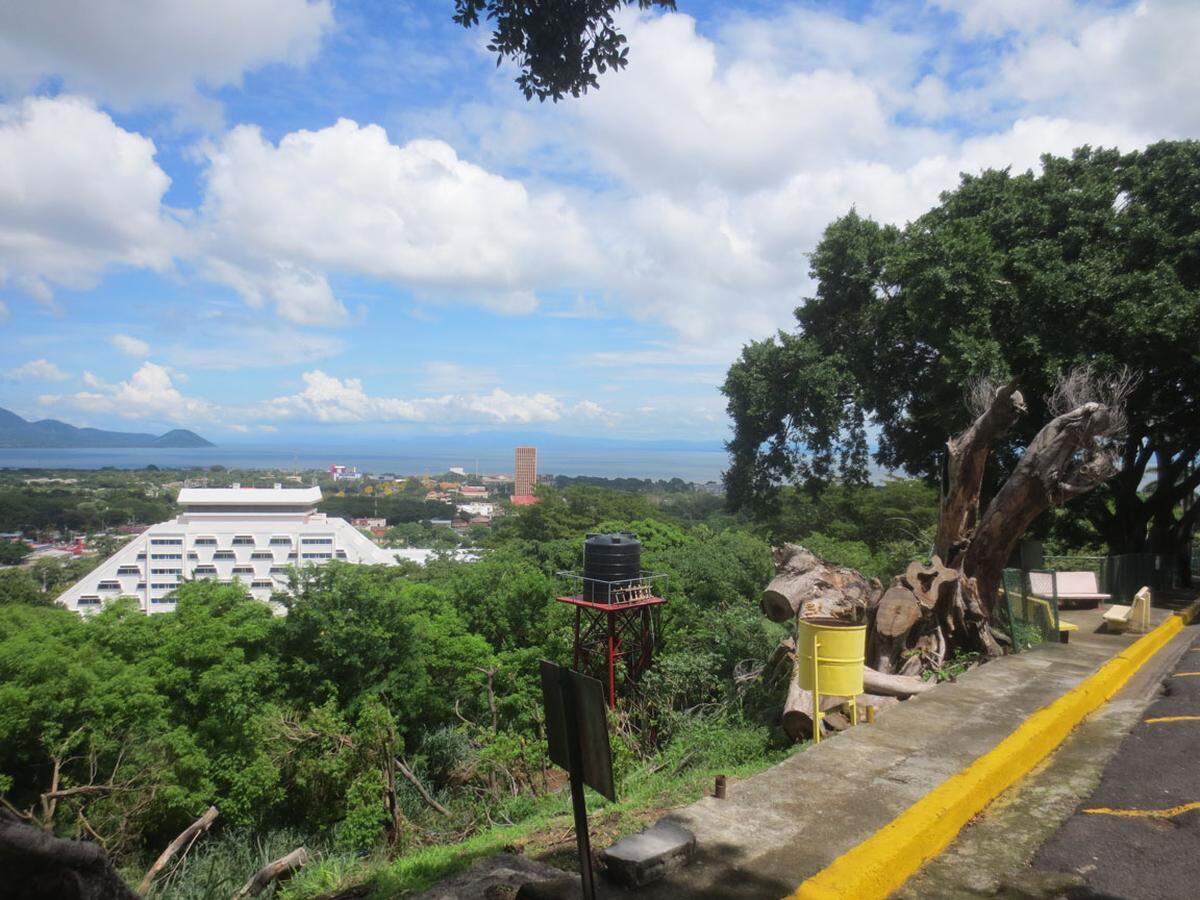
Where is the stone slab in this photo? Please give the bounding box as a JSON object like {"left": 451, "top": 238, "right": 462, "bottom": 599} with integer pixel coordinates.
{"left": 600, "top": 819, "right": 695, "bottom": 887}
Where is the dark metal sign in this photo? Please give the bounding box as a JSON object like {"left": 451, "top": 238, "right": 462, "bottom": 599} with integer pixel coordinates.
{"left": 540, "top": 660, "right": 615, "bottom": 801}
{"left": 540, "top": 660, "right": 616, "bottom": 900}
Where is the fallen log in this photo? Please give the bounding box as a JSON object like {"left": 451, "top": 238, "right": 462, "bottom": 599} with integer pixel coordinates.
{"left": 137, "top": 805, "right": 218, "bottom": 895}
{"left": 395, "top": 758, "right": 450, "bottom": 817}
{"left": 233, "top": 847, "right": 308, "bottom": 900}
{"left": 863, "top": 667, "right": 935, "bottom": 697}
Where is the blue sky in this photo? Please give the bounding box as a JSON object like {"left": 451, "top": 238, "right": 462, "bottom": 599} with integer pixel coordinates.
{"left": 0, "top": 0, "right": 1195, "bottom": 444}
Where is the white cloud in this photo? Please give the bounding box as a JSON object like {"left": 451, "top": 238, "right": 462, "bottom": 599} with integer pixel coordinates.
{"left": 931, "top": 0, "right": 1082, "bottom": 37}
{"left": 997, "top": 0, "right": 1200, "bottom": 136}
{"left": 0, "top": 96, "right": 180, "bottom": 303}
{"left": 419, "top": 362, "right": 499, "bottom": 394}
{"left": 109, "top": 333, "right": 150, "bottom": 358}
{"left": 164, "top": 327, "right": 346, "bottom": 371}
{"left": 6, "top": 358, "right": 68, "bottom": 382}
{"left": 47, "top": 362, "right": 217, "bottom": 423}
{"left": 0, "top": 300, "right": 8, "bottom": 324}
{"left": 0, "top": 1, "right": 333, "bottom": 117}
{"left": 197, "top": 120, "right": 596, "bottom": 324}
{"left": 259, "top": 370, "right": 604, "bottom": 426}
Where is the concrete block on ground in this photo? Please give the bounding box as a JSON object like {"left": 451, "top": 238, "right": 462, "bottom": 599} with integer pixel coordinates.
{"left": 600, "top": 819, "right": 696, "bottom": 887}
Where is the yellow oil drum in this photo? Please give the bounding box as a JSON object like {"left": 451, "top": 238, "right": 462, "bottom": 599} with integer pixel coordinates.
{"left": 796, "top": 616, "right": 866, "bottom": 697}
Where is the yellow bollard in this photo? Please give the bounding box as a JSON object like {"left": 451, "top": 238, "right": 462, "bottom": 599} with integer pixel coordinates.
{"left": 796, "top": 617, "right": 867, "bottom": 743}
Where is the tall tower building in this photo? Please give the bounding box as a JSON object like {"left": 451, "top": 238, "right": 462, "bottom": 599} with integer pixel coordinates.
{"left": 514, "top": 446, "right": 537, "bottom": 498}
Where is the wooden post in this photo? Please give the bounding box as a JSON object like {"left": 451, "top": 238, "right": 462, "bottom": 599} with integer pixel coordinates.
{"left": 714, "top": 775, "right": 727, "bottom": 799}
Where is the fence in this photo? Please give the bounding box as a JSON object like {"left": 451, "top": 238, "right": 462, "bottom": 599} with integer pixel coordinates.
{"left": 1001, "top": 568, "right": 1059, "bottom": 651}
{"left": 1043, "top": 553, "right": 1177, "bottom": 603}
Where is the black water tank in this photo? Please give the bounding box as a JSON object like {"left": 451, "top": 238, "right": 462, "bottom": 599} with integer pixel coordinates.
{"left": 583, "top": 532, "right": 642, "bottom": 602}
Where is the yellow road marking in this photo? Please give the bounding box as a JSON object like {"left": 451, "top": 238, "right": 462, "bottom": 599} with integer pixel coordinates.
{"left": 1171, "top": 671, "right": 1200, "bottom": 677}
{"left": 790, "top": 600, "right": 1200, "bottom": 900}
{"left": 1145, "top": 715, "right": 1200, "bottom": 724}
{"left": 1083, "top": 801, "right": 1200, "bottom": 819}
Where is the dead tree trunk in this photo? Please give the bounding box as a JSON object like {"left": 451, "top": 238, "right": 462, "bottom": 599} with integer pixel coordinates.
{"left": 965, "top": 400, "right": 1123, "bottom": 611}
{"left": 934, "top": 381, "right": 1026, "bottom": 567}
{"left": 137, "top": 806, "right": 218, "bottom": 896}
{"left": 233, "top": 847, "right": 308, "bottom": 900}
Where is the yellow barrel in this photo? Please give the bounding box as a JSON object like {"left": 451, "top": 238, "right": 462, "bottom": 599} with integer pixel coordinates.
{"left": 796, "top": 617, "right": 866, "bottom": 697}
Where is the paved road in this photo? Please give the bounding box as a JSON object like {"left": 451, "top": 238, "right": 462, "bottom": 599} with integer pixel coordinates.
{"left": 1033, "top": 633, "right": 1200, "bottom": 899}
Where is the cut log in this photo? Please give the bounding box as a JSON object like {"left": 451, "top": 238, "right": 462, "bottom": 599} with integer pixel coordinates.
{"left": 762, "top": 552, "right": 869, "bottom": 623}
{"left": 761, "top": 569, "right": 821, "bottom": 622}
{"left": 875, "top": 584, "right": 921, "bottom": 637}
{"left": 783, "top": 681, "right": 846, "bottom": 742}
{"left": 233, "top": 847, "right": 309, "bottom": 899}
{"left": 863, "top": 666, "right": 935, "bottom": 697}
{"left": 137, "top": 805, "right": 218, "bottom": 895}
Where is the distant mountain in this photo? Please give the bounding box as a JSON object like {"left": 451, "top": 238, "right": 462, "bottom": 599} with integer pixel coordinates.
{"left": 0, "top": 407, "right": 213, "bottom": 448}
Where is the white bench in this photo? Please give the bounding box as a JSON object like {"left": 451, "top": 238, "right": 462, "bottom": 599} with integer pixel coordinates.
{"left": 1028, "top": 570, "right": 1111, "bottom": 608}
{"left": 1103, "top": 586, "right": 1152, "bottom": 634}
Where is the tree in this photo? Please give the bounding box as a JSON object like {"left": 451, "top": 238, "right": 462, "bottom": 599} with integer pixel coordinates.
{"left": 724, "top": 142, "right": 1200, "bottom": 573}
{"left": 0, "top": 540, "right": 29, "bottom": 566}
{"left": 453, "top": 0, "right": 676, "bottom": 100}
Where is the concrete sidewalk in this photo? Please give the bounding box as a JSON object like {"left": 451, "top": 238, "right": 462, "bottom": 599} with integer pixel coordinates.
{"left": 628, "top": 603, "right": 1184, "bottom": 898}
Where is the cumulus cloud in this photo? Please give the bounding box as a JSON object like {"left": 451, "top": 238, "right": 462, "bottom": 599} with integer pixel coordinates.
{"left": 0, "top": 0, "right": 332, "bottom": 116}
{"left": 259, "top": 370, "right": 605, "bottom": 426}
{"left": 996, "top": 0, "right": 1200, "bottom": 136}
{"left": 109, "top": 333, "right": 150, "bottom": 357}
{"left": 45, "top": 362, "right": 217, "bottom": 423}
{"left": 197, "top": 120, "right": 596, "bottom": 324}
{"left": 0, "top": 96, "right": 180, "bottom": 303}
{"left": 6, "top": 358, "right": 69, "bottom": 382}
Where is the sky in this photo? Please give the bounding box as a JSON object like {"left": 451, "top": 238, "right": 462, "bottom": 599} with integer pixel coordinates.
{"left": 0, "top": 0, "right": 1197, "bottom": 445}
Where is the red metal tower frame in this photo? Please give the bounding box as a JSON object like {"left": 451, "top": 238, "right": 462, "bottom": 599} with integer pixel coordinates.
{"left": 556, "top": 591, "right": 665, "bottom": 708}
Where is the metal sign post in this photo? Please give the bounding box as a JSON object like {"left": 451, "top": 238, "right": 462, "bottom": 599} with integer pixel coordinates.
{"left": 540, "top": 660, "right": 614, "bottom": 900}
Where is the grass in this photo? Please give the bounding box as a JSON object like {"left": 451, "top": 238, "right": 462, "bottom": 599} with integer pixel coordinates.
{"left": 280, "top": 720, "right": 798, "bottom": 899}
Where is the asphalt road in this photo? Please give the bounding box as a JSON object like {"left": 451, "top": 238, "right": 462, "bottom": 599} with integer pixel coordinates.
{"left": 1033, "top": 633, "right": 1200, "bottom": 899}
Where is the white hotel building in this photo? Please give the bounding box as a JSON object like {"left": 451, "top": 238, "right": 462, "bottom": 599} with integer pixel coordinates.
{"left": 57, "top": 485, "right": 398, "bottom": 615}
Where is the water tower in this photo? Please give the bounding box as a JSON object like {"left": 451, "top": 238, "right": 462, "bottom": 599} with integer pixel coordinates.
{"left": 558, "top": 533, "right": 666, "bottom": 708}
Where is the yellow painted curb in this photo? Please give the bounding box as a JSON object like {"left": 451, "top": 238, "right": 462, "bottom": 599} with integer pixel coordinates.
{"left": 791, "top": 600, "right": 1200, "bottom": 900}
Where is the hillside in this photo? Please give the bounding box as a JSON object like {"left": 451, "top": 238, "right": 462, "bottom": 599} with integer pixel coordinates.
{"left": 0, "top": 407, "right": 213, "bottom": 448}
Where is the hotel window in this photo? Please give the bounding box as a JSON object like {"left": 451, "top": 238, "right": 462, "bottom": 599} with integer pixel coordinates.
{"left": 116, "top": 566, "right": 141, "bottom": 576}
{"left": 193, "top": 537, "right": 217, "bottom": 546}
{"left": 302, "top": 552, "right": 332, "bottom": 559}
{"left": 151, "top": 583, "right": 176, "bottom": 590}
{"left": 212, "top": 550, "right": 235, "bottom": 560}
{"left": 151, "top": 597, "right": 176, "bottom": 604}
{"left": 151, "top": 568, "right": 180, "bottom": 576}
{"left": 78, "top": 596, "right": 101, "bottom": 606}
{"left": 231, "top": 566, "right": 254, "bottom": 575}
{"left": 136, "top": 582, "right": 147, "bottom": 590}
{"left": 193, "top": 566, "right": 217, "bottom": 577}
{"left": 187, "top": 552, "right": 199, "bottom": 560}
{"left": 151, "top": 553, "right": 182, "bottom": 560}
{"left": 136, "top": 552, "right": 147, "bottom": 560}
{"left": 151, "top": 538, "right": 183, "bottom": 546}
{"left": 269, "top": 536, "right": 292, "bottom": 546}
{"left": 269, "top": 566, "right": 289, "bottom": 574}
{"left": 335, "top": 549, "right": 347, "bottom": 559}
{"left": 287, "top": 552, "right": 298, "bottom": 559}
{"left": 232, "top": 536, "right": 256, "bottom": 546}
{"left": 301, "top": 537, "right": 333, "bottom": 544}
{"left": 251, "top": 580, "right": 273, "bottom": 589}
{"left": 250, "top": 551, "right": 274, "bottom": 560}
{"left": 97, "top": 581, "right": 121, "bottom": 591}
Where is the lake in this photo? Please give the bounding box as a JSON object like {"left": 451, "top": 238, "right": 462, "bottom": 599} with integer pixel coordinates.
{"left": 0, "top": 446, "right": 731, "bottom": 483}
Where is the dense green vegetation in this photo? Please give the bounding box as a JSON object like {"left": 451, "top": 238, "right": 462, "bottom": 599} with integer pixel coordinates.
{"left": 0, "top": 471, "right": 942, "bottom": 896}
{"left": 725, "top": 141, "right": 1200, "bottom": 573}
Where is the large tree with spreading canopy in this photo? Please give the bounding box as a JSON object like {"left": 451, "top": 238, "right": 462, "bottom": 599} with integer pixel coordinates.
{"left": 724, "top": 141, "right": 1200, "bottom": 583}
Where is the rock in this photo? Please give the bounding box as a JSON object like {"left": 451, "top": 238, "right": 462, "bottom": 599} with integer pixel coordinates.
{"left": 599, "top": 819, "right": 696, "bottom": 888}
{"left": 415, "top": 853, "right": 571, "bottom": 900}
